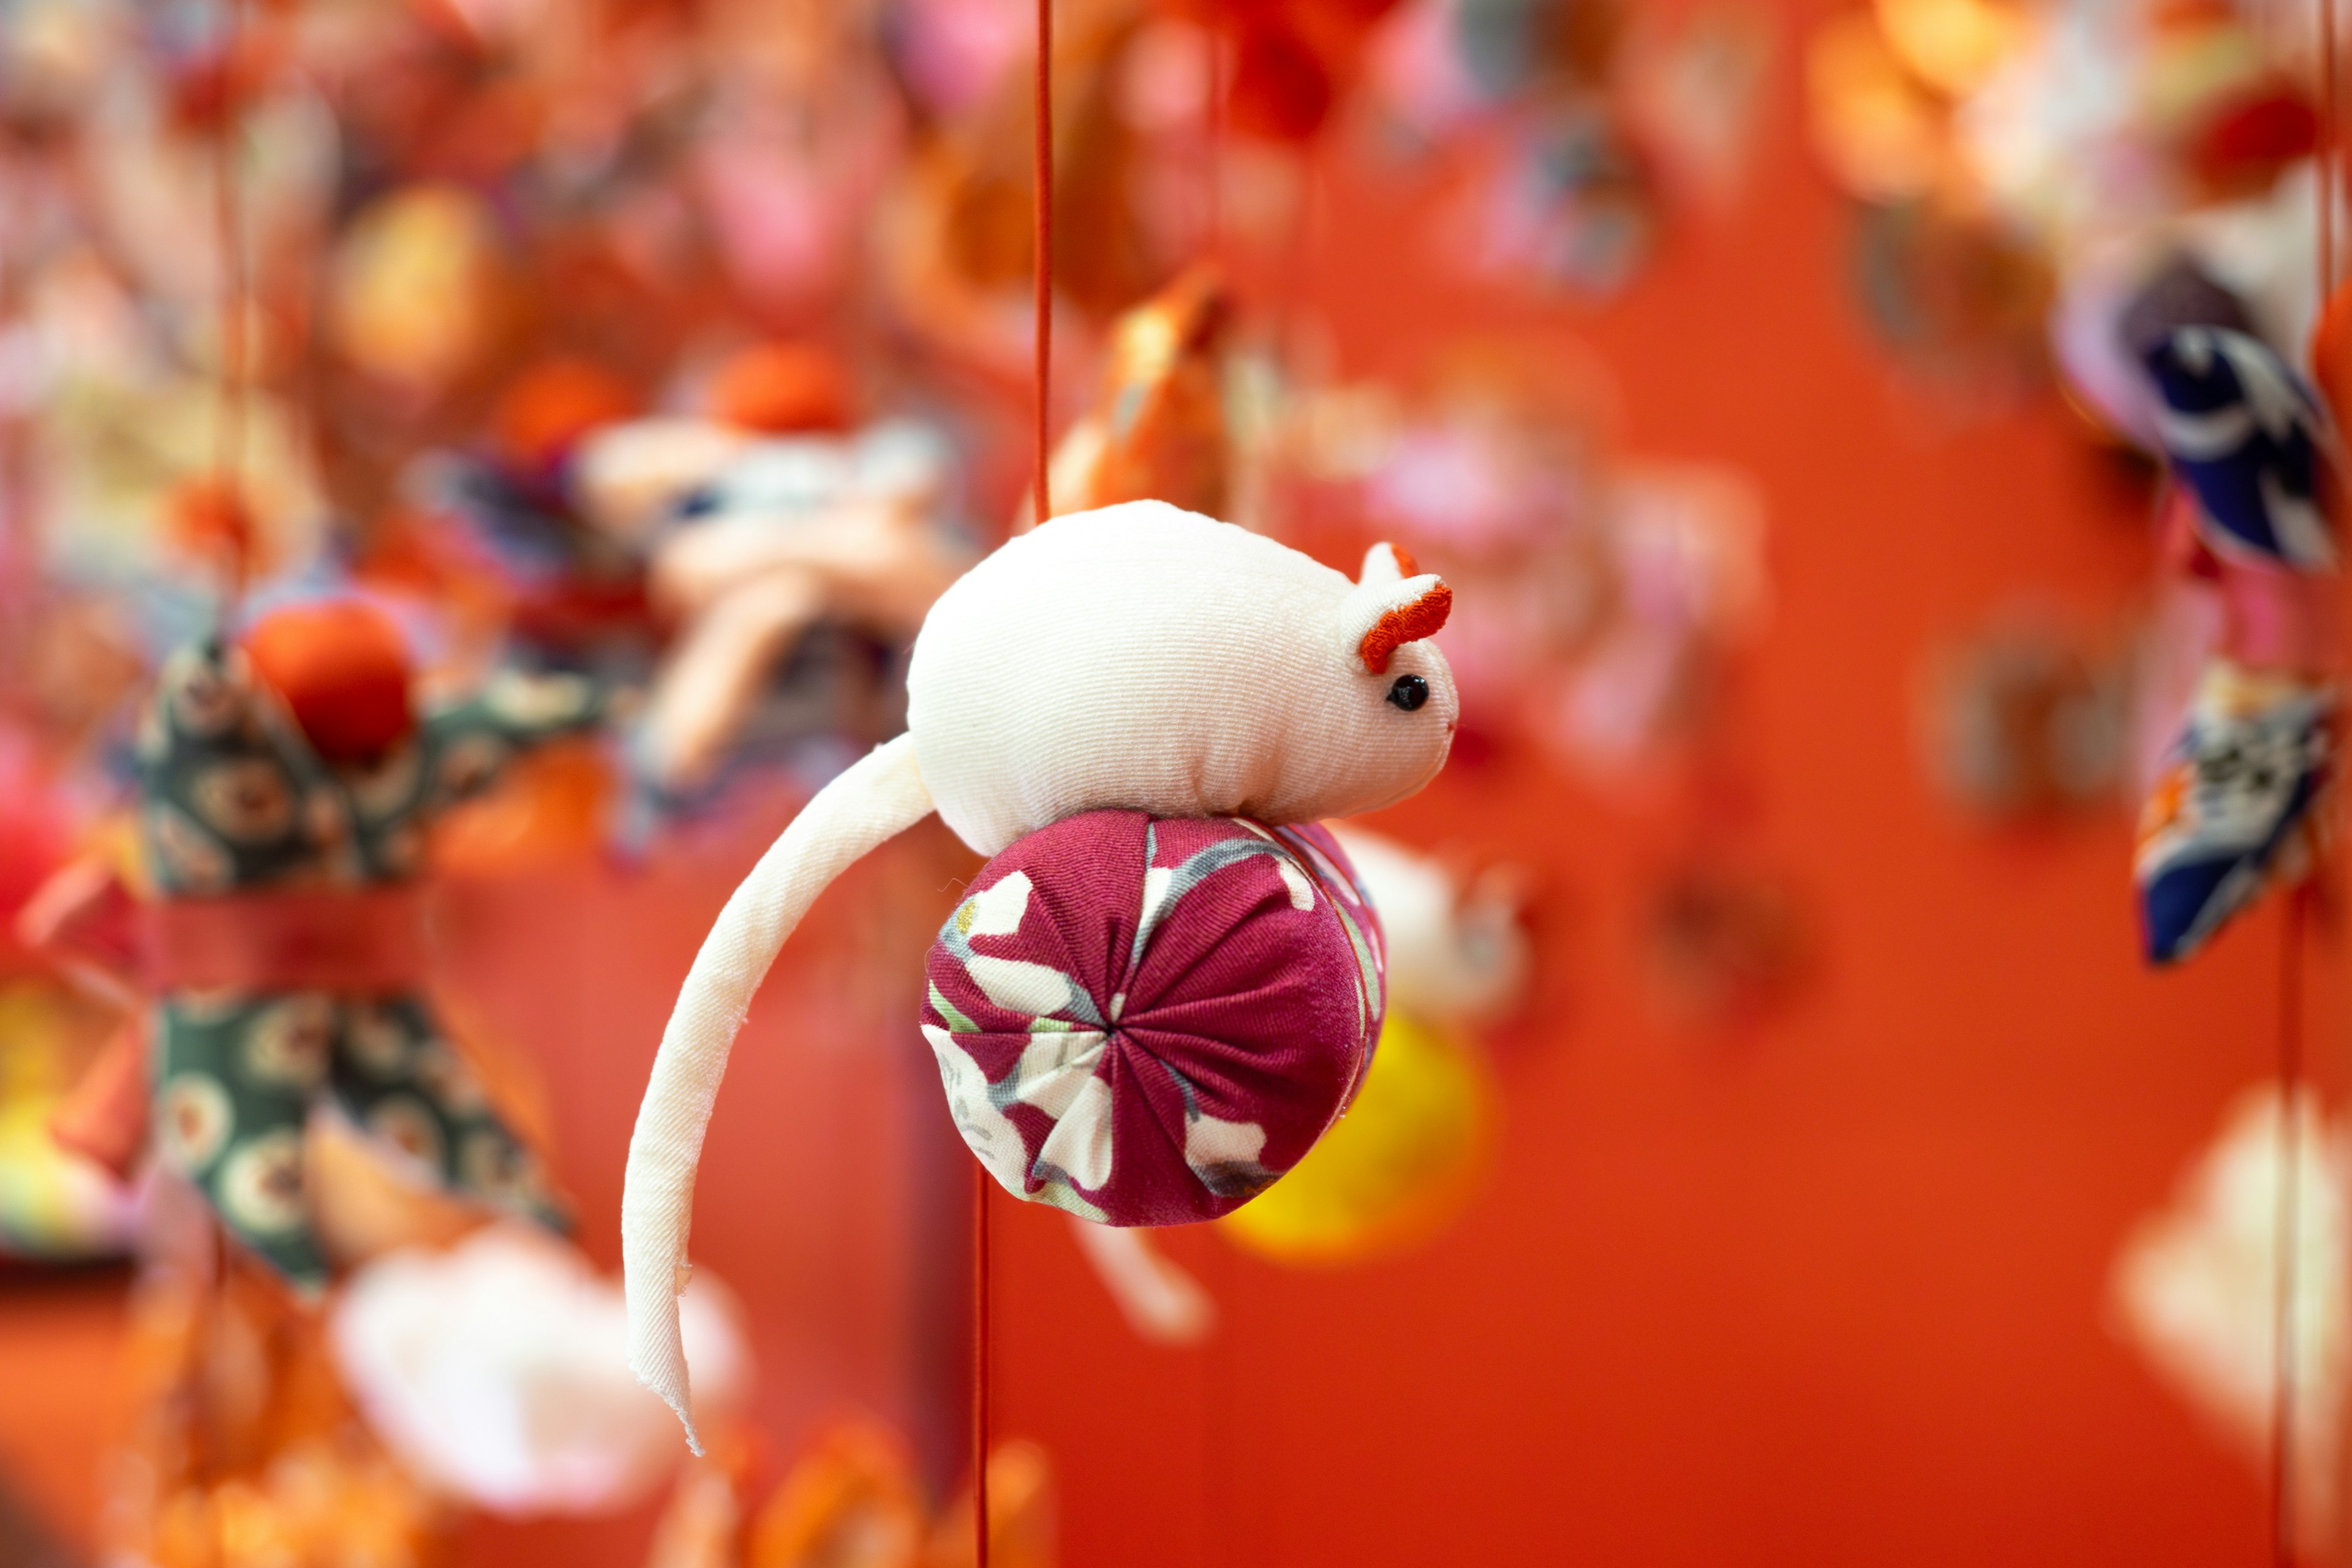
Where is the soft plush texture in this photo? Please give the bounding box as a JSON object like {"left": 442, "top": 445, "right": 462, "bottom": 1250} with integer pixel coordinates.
{"left": 623, "top": 500, "right": 1457, "bottom": 1447}
{"left": 922, "top": 812, "right": 1384, "bottom": 1226}
{"left": 907, "top": 506, "right": 1457, "bottom": 854}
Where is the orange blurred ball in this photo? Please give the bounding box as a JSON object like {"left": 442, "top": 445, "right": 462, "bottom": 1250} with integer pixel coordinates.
{"left": 491, "top": 357, "right": 641, "bottom": 478}
{"left": 165, "top": 477, "right": 255, "bottom": 576}
{"left": 707, "top": 341, "right": 853, "bottom": 434}
{"left": 241, "top": 600, "right": 417, "bottom": 764}
{"left": 2312, "top": 280, "right": 2352, "bottom": 432}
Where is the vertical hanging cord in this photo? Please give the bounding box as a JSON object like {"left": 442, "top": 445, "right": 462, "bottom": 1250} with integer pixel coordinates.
{"left": 2274, "top": 890, "right": 2308, "bottom": 1568}
{"left": 1204, "top": 27, "right": 1224, "bottom": 260}
{"left": 1031, "top": 0, "right": 1054, "bottom": 525}
{"left": 973, "top": 6, "right": 1050, "bottom": 1555}
{"left": 212, "top": 0, "right": 249, "bottom": 623}
{"left": 2323, "top": 0, "right": 2338, "bottom": 293}
{"left": 973, "top": 1165, "right": 993, "bottom": 1568}
{"left": 2273, "top": 8, "right": 2335, "bottom": 1558}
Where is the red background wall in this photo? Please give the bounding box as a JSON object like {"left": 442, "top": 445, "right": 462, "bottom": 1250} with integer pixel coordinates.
{"left": 7, "top": 0, "right": 2342, "bottom": 1559}
{"left": 401, "top": 0, "right": 2352, "bottom": 1556}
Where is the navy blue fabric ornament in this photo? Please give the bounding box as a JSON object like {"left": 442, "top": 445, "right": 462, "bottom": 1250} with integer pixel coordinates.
{"left": 2144, "top": 326, "right": 2338, "bottom": 572}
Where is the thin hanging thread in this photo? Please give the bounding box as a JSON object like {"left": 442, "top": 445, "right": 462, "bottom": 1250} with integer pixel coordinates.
{"left": 1031, "top": 0, "right": 1054, "bottom": 524}
{"left": 2273, "top": 5, "right": 2335, "bottom": 1556}
{"left": 974, "top": 1, "right": 1050, "bottom": 1553}
{"left": 2273, "top": 890, "right": 2307, "bottom": 1568}
{"left": 1204, "top": 27, "right": 1224, "bottom": 258}
{"left": 2323, "top": 0, "right": 2338, "bottom": 293}
{"left": 212, "top": 0, "right": 249, "bottom": 617}
{"left": 973, "top": 1165, "right": 993, "bottom": 1568}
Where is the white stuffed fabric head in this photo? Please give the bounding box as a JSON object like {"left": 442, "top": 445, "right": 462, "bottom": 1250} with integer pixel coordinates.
{"left": 906, "top": 501, "right": 1457, "bottom": 855}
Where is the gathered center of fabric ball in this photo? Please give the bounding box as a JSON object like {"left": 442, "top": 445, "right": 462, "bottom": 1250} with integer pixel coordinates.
{"left": 922, "top": 812, "right": 1385, "bottom": 1227}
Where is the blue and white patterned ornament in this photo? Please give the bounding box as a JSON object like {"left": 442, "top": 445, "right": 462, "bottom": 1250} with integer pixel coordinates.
{"left": 2144, "top": 326, "right": 2339, "bottom": 572}
{"left": 2134, "top": 661, "right": 2332, "bottom": 965}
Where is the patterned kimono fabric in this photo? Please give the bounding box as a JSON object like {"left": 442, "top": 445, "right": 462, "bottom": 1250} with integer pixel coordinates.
{"left": 140, "top": 641, "right": 595, "bottom": 1289}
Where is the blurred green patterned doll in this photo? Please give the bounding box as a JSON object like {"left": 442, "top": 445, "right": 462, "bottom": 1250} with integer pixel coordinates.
{"left": 42, "top": 597, "right": 600, "bottom": 1291}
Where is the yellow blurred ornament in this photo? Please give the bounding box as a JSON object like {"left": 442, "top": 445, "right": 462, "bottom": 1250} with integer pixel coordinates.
{"left": 329, "top": 185, "right": 507, "bottom": 396}
{"left": 0, "top": 978, "right": 134, "bottom": 1258}
{"left": 1216, "top": 1012, "right": 1491, "bottom": 1267}
{"left": 1806, "top": 13, "right": 1948, "bottom": 203}
{"left": 1872, "top": 0, "right": 2024, "bottom": 97}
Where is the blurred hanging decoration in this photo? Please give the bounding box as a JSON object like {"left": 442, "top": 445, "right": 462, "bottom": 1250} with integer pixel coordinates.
{"left": 1210, "top": 821, "right": 1521, "bottom": 1265}
{"left": 331, "top": 1224, "right": 755, "bottom": 1518}
{"left": 1638, "top": 859, "right": 1813, "bottom": 1025}
{"left": 1918, "top": 609, "right": 2132, "bottom": 821}
{"left": 1807, "top": 0, "right": 2343, "bottom": 966}
{"left": 0, "top": 0, "right": 335, "bottom": 631}
{"left": 0, "top": 732, "right": 135, "bottom": 1262}
{"left": 644, "top": 1420, "right": 1057, "bottom": 1568}
{"left": 1251, "top": 335, "right": 1796, "bottom": 1030}
{"left": 328, "top": 184, "right": 513, "bottom": 410}
{"left": 1072, "top": 824, "right": 1527, "bottom": 1337}
{"left": 873, "top": 0, "right": 1449, "bottom": 390}
{"left": 23, "top": 598, "right": 600, "bottom": 1291}
{"left": 1355, "top": 0, "right": 1773, "bottom": 296}
{"left": 1804, "top": 0, "right": 2328, "bottom": 397}
{"left": 1262, "top": 341, "right": 1771, "bottom": 783}
{"left": 566, "top": 341, "right": 978, "bottom": 828}
{"left": 2113, "top": 1082, "right": 2348, "bottom": 1545}
{"left": 1212, "top": 1008, "right": 1490, "bottom": 1262}
{"left": 1032, "top": 263, "right": 1234, "bottom": 522}
{"left": 2120, "top": 282, "right": 2337, "bottom": 964}
{"left": 688, "top": 0, "right": 910, "bottom": 321}
{"left": 102, "top": 1239, "right": 450, "bottom": 1568}
{"left": 876, "top": 0, "right": 1199, "bottom": 390}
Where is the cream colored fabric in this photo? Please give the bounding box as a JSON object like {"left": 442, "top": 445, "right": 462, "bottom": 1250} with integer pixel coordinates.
{"left": 907, "top": 501, "right": 1457, "bottom": 854}
{"left": 624, "top": 500, "right": 1456, "bottom": 1447}
{"left": 622, "top": 733, "right": 932, "bottom": 1450}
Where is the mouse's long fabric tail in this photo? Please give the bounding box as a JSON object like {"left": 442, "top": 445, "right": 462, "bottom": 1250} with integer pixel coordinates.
{"left": 623, "top": 732, "right": 934, "bottom": 1450}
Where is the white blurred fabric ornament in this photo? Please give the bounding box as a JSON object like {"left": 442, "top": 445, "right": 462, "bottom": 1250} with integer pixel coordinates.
{"left": 2113, "top": 1083, "right": 2348, "bottom": 1540}
{"left": 331, "top": 1224, "right": 752, "bottom": 1515}
{"left": 1326, "top": 824, "right": 1530, "bottom": 1022}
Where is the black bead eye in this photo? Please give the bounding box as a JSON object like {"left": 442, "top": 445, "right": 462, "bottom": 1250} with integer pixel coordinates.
{"left": 1386, "top": 674, "right": 1430, "bottom": 712}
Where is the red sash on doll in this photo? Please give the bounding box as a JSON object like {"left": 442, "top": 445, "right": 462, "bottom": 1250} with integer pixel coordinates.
{"left": 141, "top": 884, "right": 432, "bottom": 994}
{"left": 30, "top": 871, "right": 434, "bottom": 1180}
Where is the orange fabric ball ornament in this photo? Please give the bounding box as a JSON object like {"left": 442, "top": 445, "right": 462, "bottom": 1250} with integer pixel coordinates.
{"left": 2311, "top": 280, "right": 2352, "bottom": 444}
{"left": 707, "top": 342, "right": 853, "bottom": 434}
{"left": 240, "top": 600, "right": 417, "bottom": 764}
{"left": 491, "top": 358, "right": 641, "bottom": 479}
{"left": 165, "top": 477, "right": 256, "bottom": 577}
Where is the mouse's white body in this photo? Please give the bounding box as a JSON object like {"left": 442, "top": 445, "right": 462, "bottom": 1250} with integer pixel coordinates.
{"left": 624, "top": 500, "right": 1457, "bottom": 1447}
{"left": 910, "top": 503, "right": 1458, "bottom": 851}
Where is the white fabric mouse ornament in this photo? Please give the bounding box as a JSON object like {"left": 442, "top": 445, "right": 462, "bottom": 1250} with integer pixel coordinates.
{"left": 624, "top": 500, "right": 1457, "bottom": 1447}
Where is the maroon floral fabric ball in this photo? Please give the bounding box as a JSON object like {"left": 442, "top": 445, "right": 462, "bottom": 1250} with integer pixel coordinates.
{"left": 921, "top": 812, "right": 1386, "bottom": 1226}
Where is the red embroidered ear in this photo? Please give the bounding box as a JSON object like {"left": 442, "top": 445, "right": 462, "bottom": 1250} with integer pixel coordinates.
{"left": 1358, "top": 582, "right": 1452, "bottom": 675}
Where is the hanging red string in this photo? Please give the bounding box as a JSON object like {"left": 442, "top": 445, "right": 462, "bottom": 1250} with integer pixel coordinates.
{"left": 2271, "top": 2, "right": 2335, "bottom": 1553}
{"left": 974, "top": 3, "right": 1054, "bottom": 1559}
{"left": 1031, "top": 0, "right": 1055, "bottom": 526}
{"left": 973, "top": 1163, "right": 993, "bottom": 1568}
{"left": 2323, "top": 0, "right": 2338, "bottom": 293}
{"left": 2271, "top": 891, "right": 2307, "bottom": 1568}
{"left": 211, "top": 0, "right": 250, "bottom": 614}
